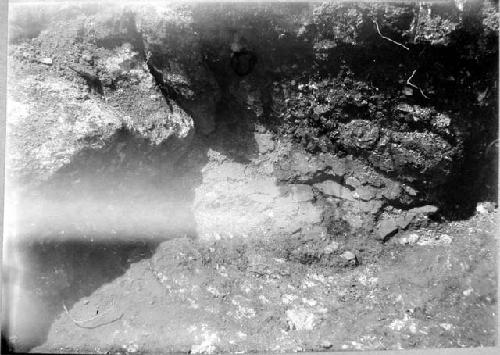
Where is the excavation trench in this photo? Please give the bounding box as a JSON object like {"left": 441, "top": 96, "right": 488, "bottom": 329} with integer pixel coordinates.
{"left": 3, "top": 87, "right": 262, "bottom": 351}
{"left": 3, "top": 1, "right": 498, "bottom": 352}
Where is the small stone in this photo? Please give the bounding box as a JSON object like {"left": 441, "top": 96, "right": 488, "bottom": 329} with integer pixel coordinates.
{"left": 463, "top": 288, "right": 473, "bottom": 296}
{"left": 438, "top": 234, "right": 453, "bottom": 244}
{"left": 341, "top": 251, "right": 356, "bottom": 261}
{"left": 399, "top": 233, "right": 420, "bottom": 245}
{"left": 39, "top": 57, "right": 53, "bottom": 65}
{"left": 324, "top": 241, "right": 339, "bottom": 254}
{"left": 409, "top": 205, "right": 439, "bottom": 215}
{"left": 81, "top": 53, "right": 93, "bottom": 62}
{"left": 320, "top": 341, "right": 333, "bottom": 349}
{"left": 83, "top": 299, "right": 89, "bottom": 305}
{"left": 439, "top": 323, "right": 453, "bottom": 331}
{"left": 402, "top": 184, "right": 418, "bottom": 196}
{"left": 476, "top": 204, "right": 488, "bottom": 214}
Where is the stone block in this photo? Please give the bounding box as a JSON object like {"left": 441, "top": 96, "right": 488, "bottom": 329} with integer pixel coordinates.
{"left": 314, "top": 180, "right": 354, "bottom": 201}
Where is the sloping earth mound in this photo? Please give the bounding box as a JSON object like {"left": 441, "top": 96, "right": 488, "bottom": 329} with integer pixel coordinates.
{"left": 32, "top": 210, "right": 497, "bottom": 353}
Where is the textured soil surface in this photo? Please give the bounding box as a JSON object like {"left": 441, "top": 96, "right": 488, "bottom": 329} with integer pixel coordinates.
{"left": 12, "top": 210, "right": 496, "bottom": 353}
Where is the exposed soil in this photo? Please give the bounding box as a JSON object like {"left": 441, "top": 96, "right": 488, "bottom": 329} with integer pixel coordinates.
{"left": 6, "top": 210, "right": 496, "bottom": 353}
{"left": 2, "top": 2, "right": 498, "bottom": 353}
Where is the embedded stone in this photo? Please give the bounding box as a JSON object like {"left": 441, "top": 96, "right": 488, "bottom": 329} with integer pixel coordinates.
{"left": 290, "top": 184, "right": 314, "bottom": 202}
{"left": 314, "top": 181, "right": 354, "bottom": 200}
{"left": 408, "top": 205, "right": 439, "bottom": 215}
{"left": 375, "top": 219, "right": 399, "bottom": 241}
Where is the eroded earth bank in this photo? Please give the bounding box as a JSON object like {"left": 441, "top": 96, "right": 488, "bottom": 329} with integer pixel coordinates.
{"left": 2, "top": 1, "right": 498, "bottom": 353}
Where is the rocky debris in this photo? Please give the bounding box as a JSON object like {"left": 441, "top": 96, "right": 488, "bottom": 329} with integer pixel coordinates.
{"left": 274, "top": 1, "right": 497, "bottom": 214}
{"left": 274, "top": 143, "right": 438, "bottom": 232}
{"left": 416, "top": 233, "right": 453, "bottom": 246}
{"left": 7, "top": 6, "right": 207, "bottom": 187}
{"left": 338, "top": 120, "right": 381, "bottom": 150}
{"left": 375, "top": 205, "right": 439, "bottom": 241}
{"left": 272, "top": 142, "right": 432, "bottom": 230}
{"left": 276, "top": 72, "right": 461, "bottom": 189}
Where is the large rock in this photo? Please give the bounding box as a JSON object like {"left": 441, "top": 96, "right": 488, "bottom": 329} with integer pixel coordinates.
{"left": 193, "top": 158, "right": 323, "bottom": 240}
